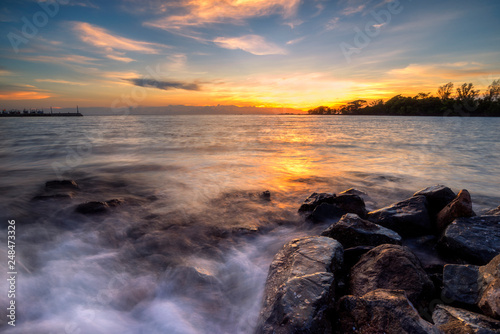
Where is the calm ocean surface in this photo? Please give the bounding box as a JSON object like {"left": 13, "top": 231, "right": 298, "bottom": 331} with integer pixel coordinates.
{"left": 0, "top": 115, "right": 499, "bottom": 333}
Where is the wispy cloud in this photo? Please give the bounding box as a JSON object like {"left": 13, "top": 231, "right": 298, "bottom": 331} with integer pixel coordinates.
{"left": 35, "top": 79, "right": 88, "bottom": 86}
{"left": 214, "top": 35, "right": 286, "bottom": 55}
{"left": 125, "top": 78, "right": 201, "bottom": 91}
{"left": 286, "top": 37, "right": 306, "bottom": 45}
{"left": 19, "top": 54, "right": 99, "bottom": 66}
{"left": 0, "top": 84, "right": 51, "bottom": 100}
{"left": 342, "top": 5, "right": 366, "bottom": 16}
{"left": 72, "top": 22, "right": 167, "bottom": 62}
{"left": 144, "top": 0, "right": 301, "bottom": 35}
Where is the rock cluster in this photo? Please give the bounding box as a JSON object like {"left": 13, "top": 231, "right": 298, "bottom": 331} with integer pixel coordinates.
{"left": 256, "top": 185, "right": 500, "bottom": 334}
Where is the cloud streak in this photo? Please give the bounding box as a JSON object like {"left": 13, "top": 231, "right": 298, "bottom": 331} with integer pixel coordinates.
{"left": 73, "top": 22, "right": 167, "bottom": 62}
{"left": 126, "top": 78, "right": 201, "bottom": 91}
{"left": 145, "top": 0, "right": 301, "bottom": 33}
{"left": 213, "top": 35, "right": 286, "bottom": 55}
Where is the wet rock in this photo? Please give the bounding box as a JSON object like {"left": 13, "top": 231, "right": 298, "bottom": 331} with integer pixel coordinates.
{"left": 337, "top": 289, "right": 440, "bottom": 334}
{"left": 432, "top": 304, "right": 500, "bottom": 334}
{"left": 339, "top": 188, "right": 367, "bottom": 197}
{"left": 298, "top": 192, "right": 336, "bottom": 213}
{"left": 367, "top": 195, "right": 432, "bottom": 237}
{"left": 310, "top": 202, "right": 345, "bottom": 223}
{"left": 485, "top": 205, "right": 500, "bottom": 216}
{"left": 75, "top": 201, "right": 109, "bottom": 214}
{"left": 309, "top": 195, "right": 367, "bottom": 223}
{"left": 343, "top": 246, "right": 374, "bottom": 270}
{"left": 479, "top": 254, "right": 500, "bottom": 319}
{"left": 331, "top": 194, "right": 367, "bottom": 218}
{"left": 436, "top": 189, "right": 475, "bottom": 234}
{"left": 45, "top": 179, "right": 79, "bottom": 190}
{"left": 413, "top": 185, "right": 456, "bottom": 217}
{"left": 75, "top": 199, "right": 122, "bottom": 214}
{"left": 321, "top": 213, "right": 401, "bottom": 248}
{"left": 350, "top": 244, "right": 434, "bottom": 307}
{"left": 442, "top": 264, "right": 482, "bottom": 305}
{"left": 439, "top": 215, "right": 500, "bottom": 265}
{"left": 260, "top": 190, "right": 271, "bottom": 201}
{"left": 256, "top": 236, "right": 343, "bottom": 334}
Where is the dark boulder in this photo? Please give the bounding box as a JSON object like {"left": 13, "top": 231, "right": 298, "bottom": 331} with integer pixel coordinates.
{"left": 45, "top": 179, "right": 79, "bottom": 190}
{"left": 442, "top": 264, "right": 482, "bottom": 305}
{"left": 432, "top": 304, "right": 500, "bottom": 334}
{"left": 309, "top": 203, "right": 345, "bottom": 223}
{"left": 350, "top": 244, "right": 434, "bottom": 307}
{"left": 342, "top": 246, "right": 374, "bottom": 271}
{"left": 309, "top": 195, "right": 367, "bottom": 223}
{"left": 436, "top": 189, "right": 475, "bottom": 234}
{"left": 413, "top": 185, "right": 456, "bottom": 217}
{"left": 321, "top": 213, "right": 401, "bottom": 248}
{"left": 439, "top": 216, "right": 500, "bottom": 265}
{"left": 478, "top": 254, "right": 500, "bottom": 320}
{"left": 255, "top": 236, "right": 343, "bottom": 334}
{"left": 337, "top": 289, "right": 440, "bottom": 334}
{"left": 367, "top": 195, "right": 432, "bottom": 237}
{"left": 298, "top": 192, "right": 336, "bottom": 213}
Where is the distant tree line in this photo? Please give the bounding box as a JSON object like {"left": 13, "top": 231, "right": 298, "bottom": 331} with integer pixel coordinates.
{"left": 308, "top": 80, "right": 500, "bottom": 116}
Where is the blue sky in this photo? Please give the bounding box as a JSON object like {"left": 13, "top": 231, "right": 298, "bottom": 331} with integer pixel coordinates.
{"left": 1, "top": 0, "right": 499, "bottom": 110}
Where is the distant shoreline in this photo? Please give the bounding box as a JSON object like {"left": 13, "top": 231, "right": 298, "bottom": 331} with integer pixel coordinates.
{"left": 0, "top": 113, "right": 83, "bottom": 117}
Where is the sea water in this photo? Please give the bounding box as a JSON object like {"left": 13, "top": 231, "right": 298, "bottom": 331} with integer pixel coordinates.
{"left": 0, "top": 115, "right": 499, "bottom": 333}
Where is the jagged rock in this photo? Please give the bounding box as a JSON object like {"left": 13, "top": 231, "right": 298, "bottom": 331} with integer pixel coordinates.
{"left": 298, "top": 192, "right": 336, "bottom": 212}
{"left": 331, "top": 194, "right": 367, "bottom": 218}
{"left": 442, "top": 264, "right": 482, "bottom": 304}
{"left": 479, "top": 254, "right": 500, "bottom": 319}
{"left": 45, "top": 179, "right": 79, "bottom": 190}
{"left": 310, "top": 202, "right": 345, "bottom": 222}
{"left": 255, "top": 236, "right": 343, "bottom": 334}
{"left": 367, "top": 195, "right": 432, "bottom": 237}
{"left": 436, "top": 189, "right": 475, "bottom": 234}
{"left": 439, "top": 216, "right": 500, "bottom": 265}
{"left": 413, "top": 185, "right": 456, "bottom": 217}
{"left": 485, "top": 206, "right": 500, "bottom": 216}
{"left": 432, "top": 304, "right": 500, "bottom": 334}
{"left": 441, "top": 254, "right": 500, "bottom": 320}
{"left": 75, "top": 199, "right": 122, "bottom": 214}
{"left": 337, "top": 289, "right": 440, "bottom": 334}
{"left": 339, "top": 188, "right": 367, "bottom": 197}
{"left": 350, "top": 244, "right": 434, "bottom": 307}
{"left": 321, "top": 213, "right": 401, "bottom": 248}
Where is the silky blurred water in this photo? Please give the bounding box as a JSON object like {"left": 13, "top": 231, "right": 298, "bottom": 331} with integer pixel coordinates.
{"left": 0, "top": 115, "right": 499, "bottom": 333}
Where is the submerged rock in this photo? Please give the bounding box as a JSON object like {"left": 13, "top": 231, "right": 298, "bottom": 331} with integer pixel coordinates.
{"left": 255, "top": 236, "right": 343, "bottom": 334}
{"left": 367, "top": 195, "right": 432, "bottom": 237}
{"left": 436, "top": 189, "right": 475, "bottom": 234}
{"left": 45, "top": 179, "right": 79, "bottom": 190}
{"left": 413, "top": 185, "right": 456, "bottom": 217}
{"left": 337, "top": 289, "right": 440, "bottom": 334}
{"left": 432, "top": 304, "right": 500, "bottom": 334}
{"left": 75, "top": 199, "right": 122, "bottom": 215}
{"left": 439, "top": 215, "right": 500, "bottom": 265}
{"left": 349, "top": 244, "right": 434, "bottom": 307}
{"left": 260, "top": 190, "right": 271, "bottom": 201}
{"left": 485, "top": 205, "right": 500, "bottom": 216}
{"left": 321, "top": 213, "right": 401, "bottom": 248}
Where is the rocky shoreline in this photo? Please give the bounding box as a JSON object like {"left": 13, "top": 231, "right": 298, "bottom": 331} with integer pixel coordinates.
{"left": 255, "top": 185, "right": 500, "bottom": 333}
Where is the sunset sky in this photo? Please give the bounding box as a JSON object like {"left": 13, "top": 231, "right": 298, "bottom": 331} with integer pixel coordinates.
{"left": 1, "top": 0, "right": 499, "bottom": 111}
